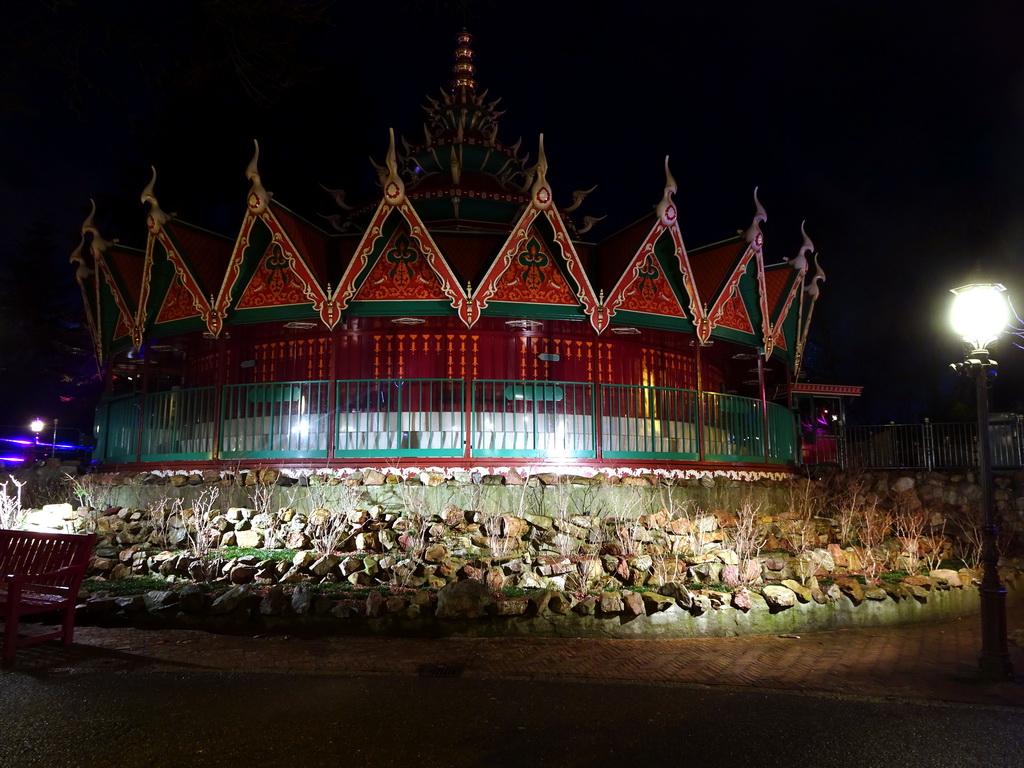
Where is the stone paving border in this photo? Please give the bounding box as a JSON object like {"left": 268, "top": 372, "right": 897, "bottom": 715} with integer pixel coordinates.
{"left": 4, "top": 600, "right": 1023, "bottom": 708}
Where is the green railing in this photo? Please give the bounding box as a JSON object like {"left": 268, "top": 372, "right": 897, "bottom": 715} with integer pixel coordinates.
{"left": 601, "top": 384, "right": 699, "bottom": 460}
{"left": 221, "top": 380, "right": 330, "bottom": 459}
{"left": 141, "top": 387, "right": 218, "bottom": 461}
{"left": 94, "top": 393, "right": 140, "bottom": 464}
{"left": 335, "top": 379, "right": 464, "bottom": 458}
{"left": 471, "top": 380, "right": 595, "bottom": 458}
{"left": 92, "top": 379, "right": 799, "bottom": 466}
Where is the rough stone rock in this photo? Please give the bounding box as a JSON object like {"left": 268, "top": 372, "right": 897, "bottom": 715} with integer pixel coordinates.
{"left": 365, "top": 590, "right": 385, "bottom": 618}
{"left": 892, "top": 476, "right": 915, "bottom": 493}
{"left": 291, "top": 550, "right": 316, "bottom": 568}
{"left": 599, "top": 592, "right": 624, "bottom": 614}
{"left": 929, "top": 569, "right": 963, "bottom": 587}
{"left": 435, "top": 579, "right": 493, "bottom": 619}
{"left": 711, "top": 509, "right": 739, "bottom": 528}
{"left": 762, "top": 585, "right": 796, "bottom": 610}
{"left": 519, "top": 571, "right": 545, "bottom": 589}
{"left": 864, "top": 586, "right": 888, "bottom": 600}
{"left": 234, "top": 530, "right": 264, "bottom": 549}
{"left": 824, "top": 583, "right": 842, "bottom": 602}
{"left": 902, "top": 575, "right": 932, "bottom": 589}
{"left": 537, "top": 556, "right": 573, "bottom": 577}
{"left": 661, "top": 582, "right": 694, "bottom": 610}
{"left": 178, "top": 585, "right": 207, "bottom": 618}
{"left": 311, "top": 554, "right": 342, "bottom": 577}
{"left": 577, "top": 557, "right": 604, "bottom": 582}
{"left": 705, "top": 590, "right": 731, "bottom": 609}
{"left": 690, "top": 562, "right": 722, "bottom": 584}
{"left": 493, "top": 597, "right": 529, "bottom": 616}
{"left": 85, "top": 596, "right": 121, "bottom": 616}
{"left": 690, "top": 593, "right": 712, "bottom": 615}
{"left": 731, "top": 588, "right": 752, "bottom": 612}
{"left": 522, "top": 512, "right": 553, "bottom": 530}
{"left": 484, "top": 566, "right": 506, "bottom": 591}
{"left": 291, "top": 583, "right": 311, "bottom": 615}
{"left": 144, "top": 590, "right": 178, "bottom": 612}
{"left": 547, "top": 592, "right": 573, "bottom": 615}
{"left": 622, "top": 590, "right": 645, "bottom": 616}
{"left": 229, "top": 565, "right": 257, "bottom": 584}
{"left": 573, "top": 596, "right": 597, "bottom": 615}
{"left": 420, "top": 471, "right": 446, "bottom": 487}
{"left": 210, "top": 585, "right": 252, "bottom": 614}
{"left": 424, "top": 543, "right": 450, "bottom": 563}
{"left": 836, "top": 578, "right": 865, "bottom": 604}
{"left": 259, "top": 585, "right": 287, "bottom": 615}
{"left": 780, "top": 579, "right": 813, "bottom": 603}
{"left": 114, "top": 595, "right": 145, "bottom": 612}
{"left": 908, "top": 584, "right": 930, "bottom": 601}
{"left": 363, "top": 469, "right": 386, "bottom": 486}
{"left": 879, "top": 581, "right": 903, "bottom": 600}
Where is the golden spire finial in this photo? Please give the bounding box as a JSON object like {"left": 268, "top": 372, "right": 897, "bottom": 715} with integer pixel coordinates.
{"left": 451, "top": 29, "right": 476, "bottom": 93}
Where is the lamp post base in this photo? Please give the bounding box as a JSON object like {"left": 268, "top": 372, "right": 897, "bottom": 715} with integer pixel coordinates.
{"left": 978, "top": 581, "right": 1014, "bottom": 681}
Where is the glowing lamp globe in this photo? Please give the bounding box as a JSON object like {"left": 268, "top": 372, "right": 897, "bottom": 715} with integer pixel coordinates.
{"left": 30, "top": 418, "right": 45, "bottom": 434}
{"left": 950, "top": 283, "right": 1010, "bottom": 352}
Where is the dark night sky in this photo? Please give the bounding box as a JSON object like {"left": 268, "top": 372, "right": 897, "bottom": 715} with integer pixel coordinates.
{"left": 3, "top": 0, "right": 1024, "bottom": 428}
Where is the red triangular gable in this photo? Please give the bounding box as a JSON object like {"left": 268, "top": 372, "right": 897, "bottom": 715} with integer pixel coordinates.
{"left": 469, "top": 175, "right": 604, "bottom": 331}
{"left": 485, "top": 225, "right": 578, "bottom": 306}
{"left": 236, "top": 239, "right": 311, "bottom": 309}
{"left": 351, "top": 225, "right": 451, "bottom": 303}
{"left": 715, "top": 289, "right": 755, "bottom": 334}
{"left": 335, "top": 199, "right": 467, "bottom": 318}
{"left": 155, "top": 271, "right": 202, "bottom": 324}
{"left": 603, "top": 218, "right": 696, "bottom": 326}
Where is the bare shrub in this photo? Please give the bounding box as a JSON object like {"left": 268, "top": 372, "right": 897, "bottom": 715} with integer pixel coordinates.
{"left": 732, "top": 499, "right": 766, "bottom": 586}
{"left": 69, "top": 474, "right": 117, "bottom": 512}
{"left": 0, "top": 476, "right": 27, "bottom": 529}
{"left": 183, "top": 488, "right": 221, "bottom": 578}
{"left": 147, "top": 497, "right": 181, "bottom": 550}
{"left": 857, "top": 498, "right": 893, "bottom": 577}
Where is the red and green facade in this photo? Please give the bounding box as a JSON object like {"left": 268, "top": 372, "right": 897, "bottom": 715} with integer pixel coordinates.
{"left": 75, "top": 32, "right": 821, "bottom": 478}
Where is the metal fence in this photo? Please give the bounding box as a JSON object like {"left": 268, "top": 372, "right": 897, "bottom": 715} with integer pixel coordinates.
{"left": 92, "top": 379, "right": 801, "bottom": 466}
{"left": 840, "top": 415, "right": 1024, "bottom": 471}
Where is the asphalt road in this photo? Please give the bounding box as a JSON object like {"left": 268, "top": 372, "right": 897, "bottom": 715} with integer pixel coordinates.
{"left": 2, "top": 671, "right": 1022, "bottom": 768}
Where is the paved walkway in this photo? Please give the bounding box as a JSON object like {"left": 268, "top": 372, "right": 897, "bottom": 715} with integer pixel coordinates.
{"left": 5, "top": 600, "right": 1024, "bottom": 707}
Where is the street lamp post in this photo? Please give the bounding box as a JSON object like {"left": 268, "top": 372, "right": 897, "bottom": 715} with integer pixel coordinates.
{"left": 949, "top": 282, "right": 1014, "bottom": 681}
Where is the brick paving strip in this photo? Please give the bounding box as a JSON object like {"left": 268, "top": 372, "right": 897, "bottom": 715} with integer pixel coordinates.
{"left": 6, "top": 602, "right": 1024, "bottom": 708}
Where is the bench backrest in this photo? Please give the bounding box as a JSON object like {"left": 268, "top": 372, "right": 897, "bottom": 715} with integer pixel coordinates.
{"left": 0, "top": 529, "right": 97, "bottom": 587}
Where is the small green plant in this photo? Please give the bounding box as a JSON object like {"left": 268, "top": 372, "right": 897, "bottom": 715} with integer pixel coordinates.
{"left": 83, "top": 576, "right": 169, "bottom": 595}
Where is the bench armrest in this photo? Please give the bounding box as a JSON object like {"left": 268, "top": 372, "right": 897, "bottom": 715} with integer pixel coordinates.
{"left": 4, "top": 564, "right": 88, "bottom": 589}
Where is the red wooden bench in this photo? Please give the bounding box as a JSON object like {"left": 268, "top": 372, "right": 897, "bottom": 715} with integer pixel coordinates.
{"left": 1, "top": 529, "right": 96, "bottom": 663}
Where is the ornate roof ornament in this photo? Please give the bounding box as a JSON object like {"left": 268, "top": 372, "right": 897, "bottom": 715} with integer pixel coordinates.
{"left": 68, "top": 232, "right": 93, "bottom": 279}
{"left": 529, "top": 134, "right": 552, "bottom": 209}
{"left": 81, "top": 198, "right": 117, "bottom": 259}
{"left": 319, "top": 184, "right": 353, "bottom": 211}
{"left": 449, "top": 146, "right": 462, "bottom": 186}
{"left": 140, "top": 166, "right": 175, "bottom": 233}
{"left": 451, "top": 29, "right": 476, "bottom": 93}
{"left": 743, "top": 187, "right": 767, "bottom": 249}
{"left": 245, "top": 140, "right": 272, "bottom": 215}
{"left": 790, "top": 220, "right": 813, "bottom": 272}
{"left": 564, "top": 185, "right": 597, "bottom": 213}
{"left": 654, "top": 156, "right": 679, "bottom": 226}
{"left": 805, "top": 251, "right": 826, "bottom": 299}
{"left": 382, "top": 127, "right": 406, "bottom": 205}
{"left": 578, "top": 215, "right": 607, "bottom": 235}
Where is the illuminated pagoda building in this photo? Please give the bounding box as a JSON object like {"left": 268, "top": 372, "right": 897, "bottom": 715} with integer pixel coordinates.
{"left": 73, "top": 31, "right": 836, "bottom": 478}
